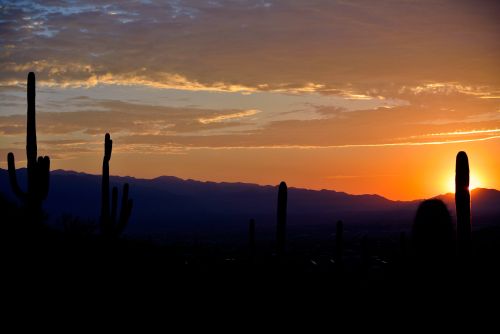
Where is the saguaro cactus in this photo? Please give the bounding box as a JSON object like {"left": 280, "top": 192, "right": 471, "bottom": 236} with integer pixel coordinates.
{"left": 100, "top": 133, "right": 133, "bottom": 238}
{"left": 7, "top": 72, "right": 50, "bottom": 216}
{"left": 455, "top": 151, "right": 471, "bottom": 258}
{"left": 276, "top": 181, "right": 287, "bottom": 256}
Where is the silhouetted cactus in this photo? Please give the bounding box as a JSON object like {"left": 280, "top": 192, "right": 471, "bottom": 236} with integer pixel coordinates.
{"left": 412, "top": 199, "right": 454, "bottom": 265}
{"left": 249, "top": 218, "right": 256, "bottom": 261}
{"left": 455, "top": 151, "right": 471, "bottom": 258}
{"left": 276, "top": 181, "right": 287, "bottom": 257}
{"left": 7, "top": 72, "right": 50, "bottom": 217}
{"left": 100, "top": 133, "right": 133, "bottom": 238}
{"left": 335, "top": 220, "right": 344, "bottom": 265}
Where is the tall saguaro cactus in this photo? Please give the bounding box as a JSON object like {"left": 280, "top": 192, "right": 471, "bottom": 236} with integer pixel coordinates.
{"left": 7, "top": 72, "right": 50, "bottom": 217}
{"left": 276, "top": 181, "right": 287, "bottom": 257}
{"left": 455, "top": 151, "right": 471, "bottom": 258}
{"left": 100, "top": 133, "right": 133, "bottom": 238}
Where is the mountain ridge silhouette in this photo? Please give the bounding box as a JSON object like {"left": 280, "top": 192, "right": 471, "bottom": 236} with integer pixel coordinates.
{"left": 1, "top": 168, "right": 499, "bottom": 242}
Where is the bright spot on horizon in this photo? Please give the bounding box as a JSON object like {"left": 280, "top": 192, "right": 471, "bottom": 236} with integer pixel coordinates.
{"left": 447, "top": 173, "right": 483, "bottom": 193}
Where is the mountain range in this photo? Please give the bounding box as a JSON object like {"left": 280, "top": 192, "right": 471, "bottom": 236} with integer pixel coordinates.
{"left": 1, "top": 168, "right": 499, "bottom": 242}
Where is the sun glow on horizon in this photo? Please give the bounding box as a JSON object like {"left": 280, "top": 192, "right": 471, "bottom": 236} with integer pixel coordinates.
{"left": 446, "top": 173, "right": 483, "bottom": 194}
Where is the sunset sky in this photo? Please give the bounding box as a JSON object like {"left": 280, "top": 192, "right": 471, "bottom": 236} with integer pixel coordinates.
{"left": 0, "top": 0, "right": 499, "bottom": 200}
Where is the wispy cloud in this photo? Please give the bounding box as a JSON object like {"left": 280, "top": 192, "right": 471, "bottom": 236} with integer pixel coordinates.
{"left": 198, "top": 109, "right": 261, "bottom": 124}
{"left": 175, "top": 135, "right": 500, "bottom": 150}
{"left": 417, "top": 128, "right": 500, "bottom": 137}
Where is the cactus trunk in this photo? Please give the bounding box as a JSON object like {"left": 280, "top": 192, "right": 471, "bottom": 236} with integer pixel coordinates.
{"left": 100, "top": 133, "right": 133, "bottom": 238}
{"left": 7, "top": 72, "right": 50, "bottom": 219}
{"left": 276, "top": 181, "right": 287, "bottom": 257}
{"left": 455, "top": 151, "right": 471, "bottom": 259}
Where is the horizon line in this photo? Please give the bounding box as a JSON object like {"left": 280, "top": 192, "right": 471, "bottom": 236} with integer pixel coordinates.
{"left": 0, "top": 167, "right": 496, "bottom": 203}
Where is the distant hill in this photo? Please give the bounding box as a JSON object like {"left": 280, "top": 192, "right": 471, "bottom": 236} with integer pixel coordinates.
{"left": 1, "top": 169, "right": 499, "bottom": 241}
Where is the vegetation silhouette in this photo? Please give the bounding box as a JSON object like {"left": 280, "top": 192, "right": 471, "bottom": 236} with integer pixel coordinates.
{"left": 100, "top": 133, "right": 133, "bottom": 238}
{"left": 7, "top": 72, "right": 49, "bottom": 224}
{"left": 456, "top": 151, "right": 471, "bottom": 260}
{"left": 3, "top": 73, "right": 500, "bottom": 296}
{"left": 276, "top": 181, "right": 287, "bottom": 258}
{"left": 411, "top": 199, "right": 455, "bottom": 269}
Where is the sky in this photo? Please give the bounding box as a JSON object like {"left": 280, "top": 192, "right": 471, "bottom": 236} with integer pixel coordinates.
{"left": 0, "top": 0, "right": 499, "bottom": 200}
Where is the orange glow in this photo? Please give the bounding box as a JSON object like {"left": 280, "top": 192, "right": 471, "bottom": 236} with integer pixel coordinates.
{"left": 0, "top": 1, "right": 499, "bottom": 202}
{"left": 446, "top": 173, "right": 484, "bottom": 194}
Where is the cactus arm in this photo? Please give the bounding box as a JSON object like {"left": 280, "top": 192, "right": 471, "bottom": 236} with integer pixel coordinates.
{"left": 7, "top": 152, "right": 27, "bottom": 201}
{"left": 118, "top": 183, "right": 129, "bottom": 224}
{"left": 120, "top": 183, "right": 129, "bottom": 211}
{"left": 111, "top": 186, "right": 118, "bottom": 225}
{"left": 117, "top": 183, "right": 132, "bottom": 235}
{"left": 116, "top": 199, "right": 133, "bottom": 236}
{"left": 40, "top": 156, "right": 50, "bottom": 200}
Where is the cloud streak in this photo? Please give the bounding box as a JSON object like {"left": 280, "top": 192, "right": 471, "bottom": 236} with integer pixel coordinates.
{"left": 198, "top": 109, "right": 261, "bottom": 124}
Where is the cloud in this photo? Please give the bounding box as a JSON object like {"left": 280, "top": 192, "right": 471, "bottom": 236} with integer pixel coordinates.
{"left": 1, "top": 0, "right": 499, "bottom": 159}
{"left": 0, "top": 99, "right": 262, "bottom": 137}
{"left": 0, "top": 0, "right": 498, "bottom": 97}
{"left": 1, "top": 90, "right": 499, "bottom": 155}
{"left": 198, "top": 109, "right": 261, "bottom": 124}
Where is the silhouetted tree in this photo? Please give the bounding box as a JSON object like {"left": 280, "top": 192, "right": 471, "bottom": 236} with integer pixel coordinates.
{"left": 276, "top": 181, "right": 287, "bottom": 257}
{"left": 456, "top": 151, "right": 471, "bottom": 259}
{"left": 412, "top": 199, "right": 455, "bottom": 266}
{"left": 7, "top": 72, "right": 49, "bottom": 222}
{"left": 100, "top": 133, "right": 133, "bottom": 238}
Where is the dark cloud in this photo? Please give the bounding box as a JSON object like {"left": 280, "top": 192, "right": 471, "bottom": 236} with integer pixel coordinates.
{"left": 0, "top": 0, "right": 499, "bottom": 95}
